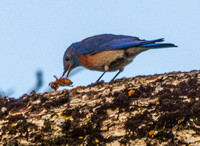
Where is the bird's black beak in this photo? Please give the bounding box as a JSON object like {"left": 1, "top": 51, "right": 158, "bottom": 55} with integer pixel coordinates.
{"left": 62, "top": 69, "right": 67, "bottom": 78}
{"left": 62, "top": 65, "right": 71, "bottom": 78}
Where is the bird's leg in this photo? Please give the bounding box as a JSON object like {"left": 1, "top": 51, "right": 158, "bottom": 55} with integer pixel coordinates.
{"left": 111, "top": 69, "right": 123, "bottom": 81}
{"left": 96, "top": 72, "right": 106, "bottom": 83}
{"left": 95, "top": 65, "right": 109, "bottom": 83}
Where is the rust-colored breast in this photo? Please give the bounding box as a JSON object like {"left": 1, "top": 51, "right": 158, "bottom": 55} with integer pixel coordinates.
{"left": 78, "top": 50, "right": 126, "bottom": 71}
{"left": 78, "top": 54, "right": 95, "bottom": 70}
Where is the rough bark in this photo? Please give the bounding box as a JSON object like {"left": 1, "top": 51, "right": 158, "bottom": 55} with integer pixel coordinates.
{"left": 0, "top": 70, "right": 200, "bottom": 145}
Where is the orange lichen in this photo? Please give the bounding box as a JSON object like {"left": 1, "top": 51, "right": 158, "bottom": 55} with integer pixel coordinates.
{"left": 79, "top": 136, "right": 84, "bottom": 139}
{"left": 128, "top": 89, "right": 135, "bottom": 96}
{"left": 65, "top": 116, "right": 72, "bottom": 120}
{"left": 54, "top": 115, "right": 59, "bottom": 120}
{"left": 95, "top": 138, "right": 99, "bottom": 143}
{"left": 11, "top": 123, "right": 15, "bottom": 128}
{"left": 49, "top": 76, "right": 73, "bottom": 90}
{"left": 156, "top": 101, "right": 160, "bottom": 105}
{"left": 148, "top": 130, "right": 155, "bottom": 138}
{"left": 114, "top": 108, "right": 119, "bottom": 112}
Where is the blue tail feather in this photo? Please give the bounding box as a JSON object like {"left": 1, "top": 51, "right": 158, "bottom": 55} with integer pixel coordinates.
{"left": 141, "top": 43, "right": 177, "bottom": 49}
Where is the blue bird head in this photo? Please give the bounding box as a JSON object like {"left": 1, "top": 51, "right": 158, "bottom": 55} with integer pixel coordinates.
{"left": 62, "top": 42, "right": 81, "bottom": 77}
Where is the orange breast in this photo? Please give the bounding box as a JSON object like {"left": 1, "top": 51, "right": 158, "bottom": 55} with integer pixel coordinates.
{"left": 78, "top": 50, "right": 125, "bottom": 71}
{"left": 78, "top": 54, "right": 95, "bottom": 70}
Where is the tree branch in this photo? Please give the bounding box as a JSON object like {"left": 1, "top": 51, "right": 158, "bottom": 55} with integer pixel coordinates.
{"left": 0, "top": 70, "right": 200, "bottom": 145}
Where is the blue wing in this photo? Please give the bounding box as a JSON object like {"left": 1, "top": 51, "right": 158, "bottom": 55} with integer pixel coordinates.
{"left": 78, "top": 34, "right": 176, "bottom": 55}
{"left": 78, "top": 34, "right": 139, "bottom": 54}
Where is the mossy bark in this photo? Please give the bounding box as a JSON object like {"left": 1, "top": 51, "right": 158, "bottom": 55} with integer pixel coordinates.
{"left": 0, "top": 70, "right": 200, "bottom": 145}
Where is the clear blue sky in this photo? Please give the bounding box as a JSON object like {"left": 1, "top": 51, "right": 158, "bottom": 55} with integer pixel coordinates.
{"left": 0, "top": 0, "right": 199, "bottom": 98}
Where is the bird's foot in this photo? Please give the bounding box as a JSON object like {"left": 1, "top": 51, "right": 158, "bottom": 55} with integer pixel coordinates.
{"left": 87, "top": 80, "right": 105, "bottom": 87}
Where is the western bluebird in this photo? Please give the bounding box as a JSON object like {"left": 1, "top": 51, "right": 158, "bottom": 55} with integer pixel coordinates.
{"left": 62, "top": 34, "right": 177, "bottom": 82}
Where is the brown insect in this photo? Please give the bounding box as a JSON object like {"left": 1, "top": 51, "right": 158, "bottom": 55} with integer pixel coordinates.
{"left": 49, "top": 76, "right": 73, "bottom": 91}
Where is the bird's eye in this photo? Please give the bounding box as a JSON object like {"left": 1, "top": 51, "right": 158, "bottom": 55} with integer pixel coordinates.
{"left": 65, "top": 57, "right": 70, "bottom": 61}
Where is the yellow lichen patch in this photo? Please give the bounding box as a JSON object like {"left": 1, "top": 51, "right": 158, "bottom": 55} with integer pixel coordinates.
{"left": 113, "top": 108, "right": 119, "bottom": 112}
{"left": 95, "top": 138, "right": 99, "bottom": 143}
{"left": 156, "top": 101, "right": 160, "bottom": 105}
{"left": 87, "top": 118, "right": 93, "bottom": 125}
{"left": 58, "top": 114, "right": 63, "bottom": 118}
{"left": 58, "top": 114, "right": 72, "bottom": 120}
{"left": 179, "top": 136, "right": 184, "bottom": 141}
{"left": 128, "top": 89, "right": 135, "bottom": 96}
{"left": 65, "top": 116, "right": 72, "bottom": 120}
{"left": 148, "top": 130, "right": 155, "bottom": 138}
{"left": 11, "top": 123, "right": 15, "bottom": 128}
{"left": 178, "top": 119, "right": 183, "bottom": 125}
{"left": 79, "top": 136, "right": 84, "bottom": 139}
{"left": 54, "top": 115, "right": 59, "bottom": 120}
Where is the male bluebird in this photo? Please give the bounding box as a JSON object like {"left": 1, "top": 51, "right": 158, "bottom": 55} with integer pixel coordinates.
{"left": 62, "top": 34, "right": 177, "bottom": 82}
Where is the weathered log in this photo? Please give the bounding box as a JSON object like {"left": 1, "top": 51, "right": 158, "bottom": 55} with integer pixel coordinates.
{"left": 0, "top": 70, "right": 200, "bottom": 145}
